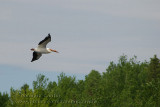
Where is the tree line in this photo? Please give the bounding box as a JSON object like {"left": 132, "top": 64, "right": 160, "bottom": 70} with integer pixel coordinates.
{"left": 1, "top": 55, "right": 160, "bottom": 107}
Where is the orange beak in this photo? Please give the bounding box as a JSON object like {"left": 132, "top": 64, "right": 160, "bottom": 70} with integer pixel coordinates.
{"left": 50, "top": 49, "right": 59, "bottom": 53}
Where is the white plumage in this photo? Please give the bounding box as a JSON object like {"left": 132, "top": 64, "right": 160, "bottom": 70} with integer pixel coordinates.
{"left": 30, "top": 33, "right": 58, "bottom": 62}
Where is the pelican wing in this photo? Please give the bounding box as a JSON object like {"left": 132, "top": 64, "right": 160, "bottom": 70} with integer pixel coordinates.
{"left": 31, "top": 52, "right": 42, "bottom": 62}
{"left": 38, "top": 33, "right": 51, "bottom": 48}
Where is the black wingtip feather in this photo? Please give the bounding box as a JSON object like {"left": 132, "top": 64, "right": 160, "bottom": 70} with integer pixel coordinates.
{"left": 31, "top": 52, "right": 38, "bottom": 62}
{"left": 38, "top": 33, "right": 51, "bottom": 45}
{"left": 48, "top": 33, "right": 51, "bottom": 38}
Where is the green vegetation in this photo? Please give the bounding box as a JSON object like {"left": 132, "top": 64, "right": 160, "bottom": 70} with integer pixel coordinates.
{"left": 0, "top": 92, "right": 9, "bottom": 107}
{"left": 1, "top": 55, "right": 160, "bottom": 107}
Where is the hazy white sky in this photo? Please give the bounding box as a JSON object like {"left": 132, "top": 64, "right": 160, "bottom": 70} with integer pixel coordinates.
{"left": 0, "top": 0, "right": 160, "bottom": 92}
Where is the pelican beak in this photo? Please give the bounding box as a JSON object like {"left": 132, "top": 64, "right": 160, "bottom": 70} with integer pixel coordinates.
{"left": 51, "top": 49, "right": 59, "bottom": 53}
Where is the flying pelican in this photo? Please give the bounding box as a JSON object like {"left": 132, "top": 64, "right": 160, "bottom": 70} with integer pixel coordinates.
{"left": 30, "top": 33, "right": 59, "bottom": 62}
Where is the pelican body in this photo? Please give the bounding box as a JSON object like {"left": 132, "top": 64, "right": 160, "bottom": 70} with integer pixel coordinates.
{"left": 30, "top": 33, "right": 58, "bottom": 62}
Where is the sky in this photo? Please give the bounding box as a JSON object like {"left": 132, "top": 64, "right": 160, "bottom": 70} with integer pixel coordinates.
{"left": 0, "top": 0, "right": 160, "bottom": 93}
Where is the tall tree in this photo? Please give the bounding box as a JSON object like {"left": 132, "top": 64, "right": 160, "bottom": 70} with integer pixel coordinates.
{"left": 148, "top": 55, "right": 160, "bottom": 81}
{"left": 0, "top": 92, "right": 9, "bottom": 107}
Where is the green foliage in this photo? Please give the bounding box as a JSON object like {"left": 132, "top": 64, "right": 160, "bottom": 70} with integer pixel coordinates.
{"left": 2, "top": 55, "right": 160, "bottom": 107}
{"left": 33, "top": 74, "right": 49, "bottom": 90}
{"left": 0, "top": 92, "right": 9, "bottom": 107}
{"left": 148, "top": 55, "right": 160, "bottom": 81}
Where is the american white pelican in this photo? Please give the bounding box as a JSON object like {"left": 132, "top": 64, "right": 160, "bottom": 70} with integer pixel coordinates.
{"left": 30, "top": 33, "right": 59, "bottom": 62}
